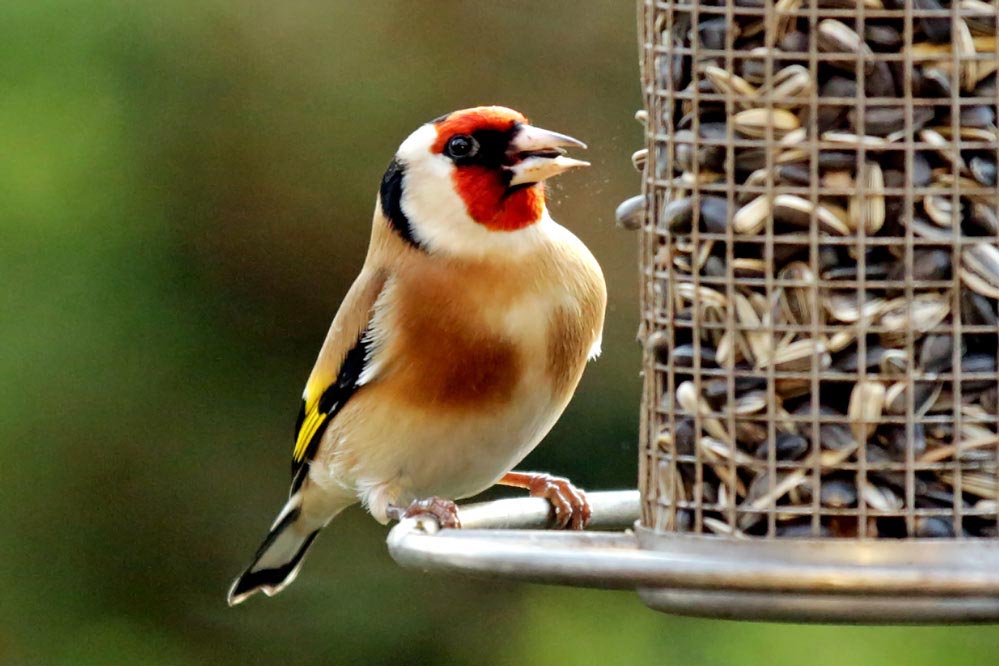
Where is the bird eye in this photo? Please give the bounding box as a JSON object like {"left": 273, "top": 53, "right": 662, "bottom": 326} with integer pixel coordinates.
{"left": 445, "top": 135, "right": 478, "bottom": 160}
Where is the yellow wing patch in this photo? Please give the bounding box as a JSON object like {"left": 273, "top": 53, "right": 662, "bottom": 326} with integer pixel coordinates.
{"left": 290, "top": 329, "right": 373, "bottom": 478}
{"left": 288, "top": 267, "right": 386, "bottom": 490}
{"left": 293, "top": 406, "right": 328, "bottom": 463}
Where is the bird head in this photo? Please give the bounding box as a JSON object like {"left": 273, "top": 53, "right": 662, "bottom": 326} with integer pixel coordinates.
{"left": 379, "top": 106, "right": 589, "bottom": 257}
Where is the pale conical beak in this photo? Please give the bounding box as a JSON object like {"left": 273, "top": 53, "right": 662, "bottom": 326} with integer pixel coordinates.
{"left": 505, "top": 125, "right": 590, "bottom": 187}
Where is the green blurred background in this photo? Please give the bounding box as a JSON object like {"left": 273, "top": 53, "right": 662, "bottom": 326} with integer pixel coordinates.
{"left": 3, "top": 1, "right": 998, "bottom": 664}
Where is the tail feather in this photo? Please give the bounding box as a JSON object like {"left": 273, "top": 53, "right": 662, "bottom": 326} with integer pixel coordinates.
{"left": 228, "top": 496, "right": 321, "bottom": 606}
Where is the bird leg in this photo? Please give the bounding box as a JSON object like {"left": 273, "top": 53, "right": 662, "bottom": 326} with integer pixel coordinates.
{"left": 498, "top": 472, "right": 591, "bottom": 530}
{"left": 386, "top": 496, "right": 462, "bottom": 529}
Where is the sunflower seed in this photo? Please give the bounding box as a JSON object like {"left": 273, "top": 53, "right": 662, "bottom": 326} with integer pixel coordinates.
{"left": 697, "top": 17, "right": 738, "bottom": 51}
{"left": 631, "top": 148, "right": 648, "bottom": 172}
{"left": 699, "top": 196, "right": 730, "bottom": 233}
{"left": 702, "top": 65, "right": 758, "bottom": 103}
{"left": 778, "top": 261, "right": 820, "bottom": 326}
{"left": 734, "top": 108, "right": 801, "bottom": 138}
{"left": 821, "top": 479, "right": 858, "bottom": 508}
{"left": 864, "top": 483, "right": 904, "bottom": 512}
{"left": 834, "top": 344, "right": 886, "bottom": 373}
{"left": 886, "top": 423, "right": 928, "bottom": 457}
{"left": 962, "top": 289, "right": 999, "bottom": 326}
{"left": 970, "top": 156, "right": 998, "bottom": 187}
{"left": 963, "top": 243, "right": 999, "bottom": 298}
{"left": 663, "top": 197, "right": 694, "bottom": 232}
{"left": 732, "top": 194, "right": 772, "bottom": 234}
{"left": 849, "top": 380, "right": 886, "bottom": 442}
{"left": 847, "top": 161, "right": 885, "bottom": 233}
{"left": 916, "top": 0, "right": 952, "bottom": 43}
{"left": 758, "top": 65, "right": 813, "bottom": 106}
{"left": 864, "top": 24, "right": 902, "bottom": 50}
{"left": 923, "top": 194, "right": 962, "bottom": 227}
{"left": 670, "top": 343, "right": 719, "bottom": 368}
{"left": 817, "top": 19, "right": 875, "bottom": 74}
{"left": 772, "top": 194, "right": 851, "bottom": 234}
{"left": 615, "top": 195, "right": 646, "bottom": 230}
{"left": 922, "top": 337, "right": 958, "bottom": 378}
{"left": 889, "top": 248, "right": 951, "bottom": 282}
{"left": 772, "top": 338, "right": 832, "bottom": 372}
{"left": 756, "top": 431, "right": 808, "bottom": 461}
{"left": 916, "top": 517, "right": 956, "bottom": 538}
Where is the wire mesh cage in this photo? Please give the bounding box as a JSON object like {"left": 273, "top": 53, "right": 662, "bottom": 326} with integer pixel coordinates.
{"left": 637, "top": 0, "right": 999, "bottom": 619}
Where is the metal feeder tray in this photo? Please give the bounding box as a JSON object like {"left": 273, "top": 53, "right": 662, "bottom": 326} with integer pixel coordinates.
{"left": 387, "top": 490, "right": 999, "bottom": 623}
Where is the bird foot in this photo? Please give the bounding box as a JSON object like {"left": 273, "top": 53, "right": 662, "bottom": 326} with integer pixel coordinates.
{"left": 387, "top": 496, "right": 462, "bottom": 529}
{"left": 521, "top": 473, "right": 591, "bottom": 530}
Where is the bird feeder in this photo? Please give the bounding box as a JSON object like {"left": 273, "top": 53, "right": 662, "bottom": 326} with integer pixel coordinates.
{"left": 388, "top": 0, "right": 999, "bottom": 622}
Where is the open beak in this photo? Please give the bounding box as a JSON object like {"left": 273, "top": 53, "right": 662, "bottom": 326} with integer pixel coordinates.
{"left": 505, "top": 124, "right": 590, "bottom": 187}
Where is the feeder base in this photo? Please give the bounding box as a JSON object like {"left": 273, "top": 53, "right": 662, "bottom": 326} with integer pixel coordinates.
{"left": 638, "top": 588, "right": 999, "bottom": 624}
{"left": 636, "top": 527, "right": 999, "bottom": 623}
{"left": 386, "top": 491, "right": 999, "bottom": 624}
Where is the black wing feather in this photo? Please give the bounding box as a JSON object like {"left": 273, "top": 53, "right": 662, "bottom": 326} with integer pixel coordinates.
{"left": 290, "top": 332, "right": 371, "bottom": 493}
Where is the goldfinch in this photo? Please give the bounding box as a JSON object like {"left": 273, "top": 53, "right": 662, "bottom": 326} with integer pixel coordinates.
{"left": 228, "top": 106, "right": 606, "bottom": 605}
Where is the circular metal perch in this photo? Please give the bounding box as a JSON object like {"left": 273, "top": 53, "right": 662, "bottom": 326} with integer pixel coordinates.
{"left": 387, "top": 490, "right": 999, "bottom": 623}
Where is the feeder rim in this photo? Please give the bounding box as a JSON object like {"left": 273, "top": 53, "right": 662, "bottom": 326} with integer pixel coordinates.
{"left": 386, "top": 490, "right": 999, "bottom": 610}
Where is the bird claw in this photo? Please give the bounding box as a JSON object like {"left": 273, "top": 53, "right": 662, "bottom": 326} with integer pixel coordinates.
{"left": 526, "top": 474, "right": 591, "bottom": 530}
{"left": 387, "top": 496, "right": 462, "bottom": 529}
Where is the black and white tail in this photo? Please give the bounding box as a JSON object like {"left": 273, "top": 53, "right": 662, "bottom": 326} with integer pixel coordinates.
{"left": 228, "top": 495, "right": 321, "bottom": 606}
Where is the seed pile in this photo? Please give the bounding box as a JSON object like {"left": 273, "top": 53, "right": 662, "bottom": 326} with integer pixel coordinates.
{"left": 639, "top": 0, "right": 999, "bottom": 538}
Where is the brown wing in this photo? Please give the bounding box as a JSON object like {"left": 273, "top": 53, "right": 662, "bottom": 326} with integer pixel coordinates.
{"left": 289, "top": 198, "right": 422, "bottom": 492}
{"left": 290, "top": 266, "right": 387, "bottom": 491}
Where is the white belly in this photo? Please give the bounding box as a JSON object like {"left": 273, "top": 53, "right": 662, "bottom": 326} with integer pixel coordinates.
{"left": 393, "top": 392, "right": 563, "bottom": 500}
{"left": 310, "top": 366, "right": 569, "bottom": 522}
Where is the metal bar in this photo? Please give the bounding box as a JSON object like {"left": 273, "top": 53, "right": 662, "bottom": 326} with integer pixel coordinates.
{"left": 637, "top": 588, "right": 999, "bottom": 624}
{"left": 443, "top": 490, "right": 640, "bottom": 531}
